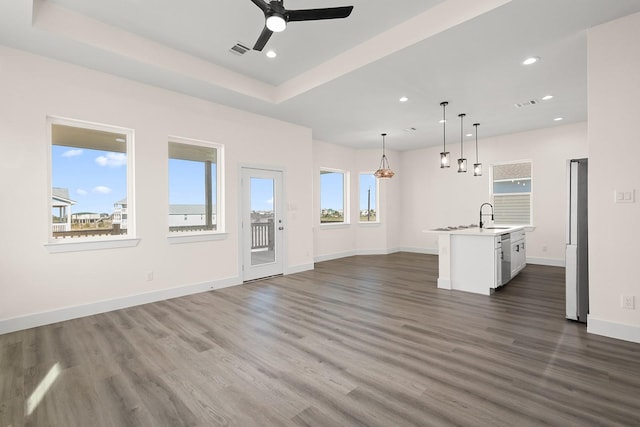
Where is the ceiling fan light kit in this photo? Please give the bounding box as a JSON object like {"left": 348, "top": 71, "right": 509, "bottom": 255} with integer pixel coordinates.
{"left": 266, "top": 14, "right": 286, "bottom": 32}
{"left": 250, "top": 0, "right": 354, "bottom": 51}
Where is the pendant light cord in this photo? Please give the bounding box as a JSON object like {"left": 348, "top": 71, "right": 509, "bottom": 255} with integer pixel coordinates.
{"left": 440, "top": 101, "right": 448, "bottom": 151}
{"left": 474, "top": 123, "right": 480, "bottom": 162}
{"left": 459, "top": 113, "right": 465, "bottom": 156}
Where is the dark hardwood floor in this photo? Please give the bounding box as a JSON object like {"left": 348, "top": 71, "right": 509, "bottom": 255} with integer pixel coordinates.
{"left": 1, "top": 253, "right": 640, "bottom": 426}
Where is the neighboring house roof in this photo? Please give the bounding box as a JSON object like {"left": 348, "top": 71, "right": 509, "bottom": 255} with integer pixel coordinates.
{"left": 72, "top": 212, "right": 102, "bottom": 219}
{"left": 169, "top": 204, "right": 216, "bottom": 215}
{"left": 115, "top": 197, "right": 127, "bottom": 205}
{"left": 52, "top": 187, "right": 76, "bottom": 206}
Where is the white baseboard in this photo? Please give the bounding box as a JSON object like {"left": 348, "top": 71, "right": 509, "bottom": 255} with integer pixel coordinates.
{"left": 0, "top": 276, "right": 242, "bottom": 335}
{"left": 587, "top": 315, "right": 640, "bottom": 344}
{"left": 314, "top": 250, "right": 357, "bottom": 263}
{"left": 285, "top": 263, "right": 314, "bottom": 275}
{"left": 527, "top": 256, "right": 565, "bottom": 267}
{"left": 314, "top": 248, "right": 408, "bottom": 263}
{"left": 398, "top": 246, "right": 439, "bottom": 255}
{"left": 314, "top": 247, "right": 440, "bottom": 263}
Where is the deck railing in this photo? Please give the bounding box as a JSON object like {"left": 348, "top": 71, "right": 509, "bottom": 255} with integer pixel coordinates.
{"left": 52, "top": 223, "right": 70, "bottom": 232}
{"left": 251, "top": 220, "right": 274, "bottom": 250}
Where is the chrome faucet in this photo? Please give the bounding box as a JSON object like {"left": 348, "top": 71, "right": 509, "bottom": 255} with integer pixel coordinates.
{"left": 479, "top": 202, "right": 494, "bottom": 229}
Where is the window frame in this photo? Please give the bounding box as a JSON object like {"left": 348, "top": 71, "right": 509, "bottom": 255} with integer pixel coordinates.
{"left": 45, "top": 116, "right": 138, "bottom": 253}
{"left": 358, "top": 172, "right": 380, "bottom": 224}
{"left": 319, "top": 167, "right": 349, "bottom": 226}
{"left": 490, "top": 160, "right": 533, "bottom": 226}
{"left": 167, "top": 136, "right": 226, "bottom": 244}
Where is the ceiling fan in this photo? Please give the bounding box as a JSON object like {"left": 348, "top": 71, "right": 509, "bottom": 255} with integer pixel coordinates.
{"left": 250, "top": 0, "right": 354, "bottom": 51}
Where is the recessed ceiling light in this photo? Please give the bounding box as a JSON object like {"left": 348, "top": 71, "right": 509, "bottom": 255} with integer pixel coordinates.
{"left": 399, "top": 96, "right": 409, "bottom": 102}
{"left": 466, "top": 133, "right": 473, "bottom": 137}
{"left": 522, "top": 56, "right": 540, "bottom": 65}
{"left": 439, "top": 119, "right": 446, "bottom": 123}
{"left": 266, "top": 50, "right": 277, "bottom": 59}
{"left": 542, "top": 94, "right": 554, "bottom": 101}
{"left": 554, "top": 117, "right": 564, "bottom": 121}
{"left": 115, "top": 138, "right": 126, "bottom": 142}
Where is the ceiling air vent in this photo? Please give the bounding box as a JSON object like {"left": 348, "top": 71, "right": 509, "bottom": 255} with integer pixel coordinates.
{"left": 229, "top": 42, "right": 251, "bottom": 56}
{"left": 515, "top": 99, "right": 539, "bottom": 109}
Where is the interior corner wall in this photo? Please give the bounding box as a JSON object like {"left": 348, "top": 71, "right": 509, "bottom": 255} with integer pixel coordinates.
{"left": 0, "top": 46, "right": 314, "bottom": 333}
{"left": 398, "top": 122, "right": 588, "bottom": 265}
{"left": 312, "top": 140, "right": 400, "bottom": 261}
{"left": 587, "top": 12, "right": 640, "bottom": 343}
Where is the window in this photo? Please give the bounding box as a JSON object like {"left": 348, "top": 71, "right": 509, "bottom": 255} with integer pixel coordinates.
{"left": 359, "top": 173, "right": 378, "bottom": 222}
{"left": 320, "top": 169, "right": 347, "bottom": 224}
{"left": 168, "top": 138, "right": 223, "bottom": 233}
{"left": 492, "top": 161, "right": 532, "bottom": 225}
{"left": 50, "top": 118, "right": 132, "bottom": 240}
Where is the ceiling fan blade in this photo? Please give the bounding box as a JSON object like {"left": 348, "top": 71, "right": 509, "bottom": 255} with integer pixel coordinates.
{"left": 250, "top": 0, "right": 269, "bottom": 13}
{"left": 287, "top": 6, "right": 353, "bottom": 22}
{"left": 253, "top": 26, "right": 274, "bottom": 51}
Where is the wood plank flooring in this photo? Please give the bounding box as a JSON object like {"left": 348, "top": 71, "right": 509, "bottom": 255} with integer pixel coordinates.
{"left": 2, "top": 253, "right": 640, "bottom": 426}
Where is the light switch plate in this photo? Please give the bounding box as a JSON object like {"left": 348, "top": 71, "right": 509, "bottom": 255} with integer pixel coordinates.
{"left": 614, "top": 189, "right": 635, "bottom": 203}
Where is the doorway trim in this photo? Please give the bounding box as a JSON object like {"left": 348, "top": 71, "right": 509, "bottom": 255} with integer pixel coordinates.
{"left": 239, "top": 164, "right": 287, "bottom": 282}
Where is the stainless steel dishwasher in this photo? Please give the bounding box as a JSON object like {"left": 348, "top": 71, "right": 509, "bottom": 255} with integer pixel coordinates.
{"left": 501, "top": 233, "right": 512, "bottom": 284}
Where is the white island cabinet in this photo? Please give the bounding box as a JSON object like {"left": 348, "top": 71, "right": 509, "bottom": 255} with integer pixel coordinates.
{"left": 424, "top": 226, "right": 526, "bottom": 296}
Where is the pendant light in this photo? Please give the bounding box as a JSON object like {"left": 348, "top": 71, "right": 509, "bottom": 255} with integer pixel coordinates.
{"left": 374, "top": 133, "right": 394, "bottom": 178}
{"left": 440, "top": 101, "right": 450, "bottom": 168}
{"left": 473, "top": 123, "right": 482, "bottom": 176}
{"left": 457, "top": 113, "right": 467, "bottom": 173}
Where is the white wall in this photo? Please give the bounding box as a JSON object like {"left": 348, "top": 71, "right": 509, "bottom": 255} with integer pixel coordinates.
{"left": 0, "top": 46, "right": 314, "bottom": 332}
{"left": 399, "top": 123, "right": 588, "bottom": 265}
{"left": 313, "top": 140, "right": 401, "bottom": 261}
{"left": 587, "top": 12, "right": 640, "bottom": 343}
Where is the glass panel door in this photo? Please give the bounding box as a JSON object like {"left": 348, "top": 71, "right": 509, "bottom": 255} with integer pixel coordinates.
{"left": 242, "top": 168, "right": 284, "bottom": 281}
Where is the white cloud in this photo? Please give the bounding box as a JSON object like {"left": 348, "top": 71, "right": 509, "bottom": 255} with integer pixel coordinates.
{"left": 76, "top": 188, "right": 88, "bottom": 196}
{"left": 62, "top": 149, "right": 83, "bottom": 158}
{"left": 95, "top": 153, "right": 127, "bottom": 167}
{"left": 266, "top": 197, "right": 273, "bottom": 205}
{"left": 92, "top": 186, "right": 112, "bottom": 194}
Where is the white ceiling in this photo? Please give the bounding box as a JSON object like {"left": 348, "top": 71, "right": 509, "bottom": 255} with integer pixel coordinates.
{"left": 2, "top": 0, "right": 640, "bottom": 151}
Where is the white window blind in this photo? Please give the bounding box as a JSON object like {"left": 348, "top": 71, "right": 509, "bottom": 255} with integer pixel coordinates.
{"left": 492, "top": 162, "right": 532, "bottom": 225}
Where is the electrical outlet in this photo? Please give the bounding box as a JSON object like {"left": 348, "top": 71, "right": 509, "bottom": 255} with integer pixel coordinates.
{"left": 621, "top": 295, "right": 635, "bottom": 309}
{"left": 146, "top": 271, "right": 154, "bottom": 281}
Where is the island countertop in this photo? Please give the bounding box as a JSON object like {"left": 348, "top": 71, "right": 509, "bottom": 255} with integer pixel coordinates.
{"left": 423, "top": 225, "right": 525, "bottom": 236}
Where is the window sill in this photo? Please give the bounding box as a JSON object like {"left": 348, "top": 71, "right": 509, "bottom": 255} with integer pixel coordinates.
{"left": 44, "top": 237, "right": 140, "bottom": 253}
{"left": 358, "top": 221, "right": 381, "bottom": 226}
{"left": 167, "top": 232, "right": 228, "bottom": 244}
{"left": 319, "top": 223, "right": 350, "bottom": 229}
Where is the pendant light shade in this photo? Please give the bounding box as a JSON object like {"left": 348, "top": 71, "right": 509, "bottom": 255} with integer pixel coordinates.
{"left": 457, "top": 113, "right": 467, "bottom": 173}
{"left": 440, "top": 101, "right": 450, "bottom": 168}
{"left": 473, "top": 123, "right": 482, "bottom": 176}
{"left": 374, "top": 133, "right": 394, "bottom": 178}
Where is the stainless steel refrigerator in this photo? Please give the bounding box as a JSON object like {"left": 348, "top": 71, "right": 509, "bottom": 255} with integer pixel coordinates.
{"left": 566, "top": 158, "right": 589, "bottom": 323}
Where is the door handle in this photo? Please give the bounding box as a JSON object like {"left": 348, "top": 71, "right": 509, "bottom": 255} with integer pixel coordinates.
{"left": 278, "top": 226, "right": 284, "bottom": 230}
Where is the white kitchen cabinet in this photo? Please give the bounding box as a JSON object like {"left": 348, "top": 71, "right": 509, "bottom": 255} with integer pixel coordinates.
{"left": 510, "top": 229, "right": 526, "bottom": 277}
{"left": 495, "top": 246, "right": 503, "bottom": 288}
{"left": 424, "top": 226, "right": 526, "bottom": 296}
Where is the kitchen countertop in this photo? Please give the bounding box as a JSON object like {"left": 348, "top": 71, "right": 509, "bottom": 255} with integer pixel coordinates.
{"left": 423, "top": 225, "right": 525, "bottom": 236}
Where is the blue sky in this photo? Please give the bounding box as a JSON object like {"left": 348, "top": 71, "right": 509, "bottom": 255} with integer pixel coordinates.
{"left": 53, "top": 146, "right": 218, "bottom": 214}
{"left": 320, "top": 172, "right": 377, "bottom": 212}
{"left": 359, "top": 174, "right": 377, "bottom": 211}
{"left": 52, "top": 145, "right": 127, "bottom": 214}
{"left": 169, "top": 159, "right": 216, "bottom": 206}
{"left": 53, "top": 145, "right": 376, "bottom": 215}
{"left": 251, "top": 177, "right": 274, "bottom": 211}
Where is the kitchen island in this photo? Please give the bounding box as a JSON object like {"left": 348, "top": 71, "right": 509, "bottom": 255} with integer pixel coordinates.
{"left": 424, "top": 226, "right": 526, "bottom": 295}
